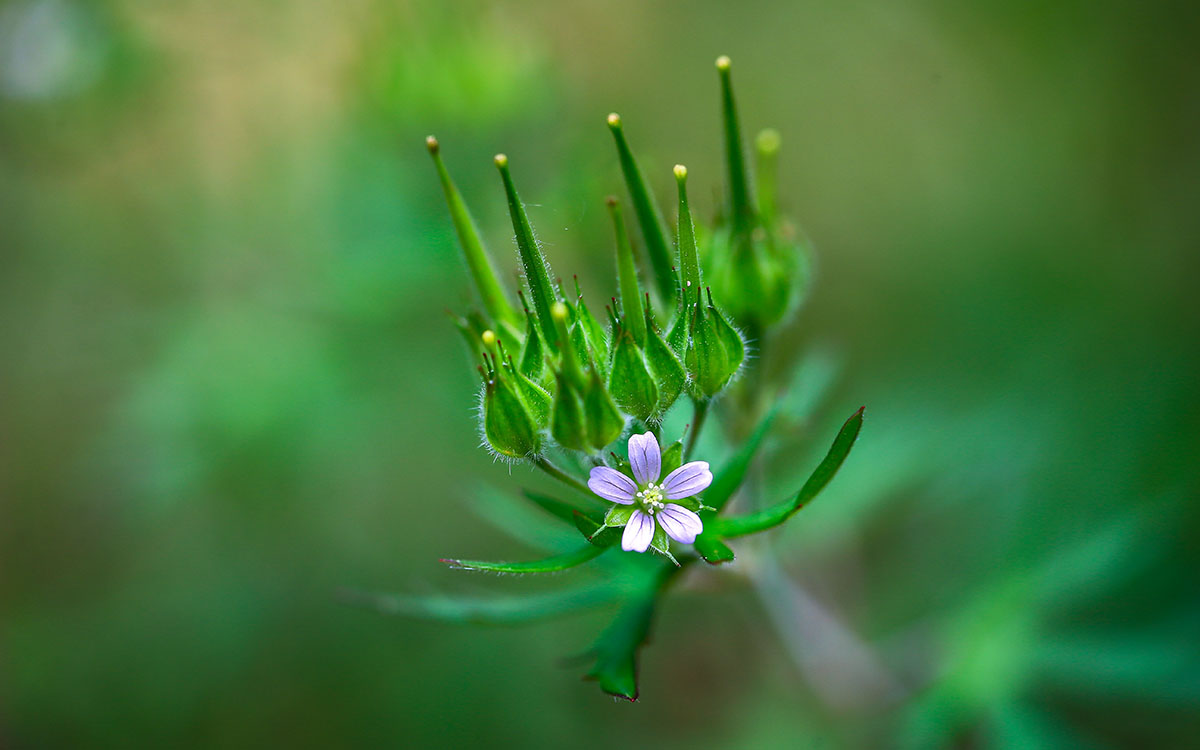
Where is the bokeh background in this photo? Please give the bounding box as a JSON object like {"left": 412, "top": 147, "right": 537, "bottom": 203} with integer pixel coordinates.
{"left": 2, "top": 0, "right": 1198, "bottom": 747}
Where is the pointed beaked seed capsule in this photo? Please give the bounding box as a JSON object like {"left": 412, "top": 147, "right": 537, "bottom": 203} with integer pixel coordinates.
{"left": 606, "top": 197, "right": 647, "bottom": 346}
{"left": 482, "top": 367, "right": 541, "bottom": 458}
{"left": 510, "top": 358, "right": 552, "bottom": 428}
{"left": 517, "top": 299, "right": 546, "bottom": 378}
{"left": 684, "top": 302, "right": 731, "bottom": 398}
{"left": 495, "top": 153, "right": 561, "bottom": 349}
{"left": 707, "top": 287, "right": 746, "bottom": 372}
{"left": 584, "top": 366, "right": 625, "bottom": 451}
{"left": 551, "top": 371, "right": 588, "bottom": 451}
{"left": 607, "top": 113, "right": 676, "bottom": 309}
{"left": 674, "top": 165, "right": 703, "bottom": 298}
{"left": 755, "top": 128, "right": 781, "bottom": 225}
{"left": 573, "top": 279, "right": 610, "bottom": 365}
{"left": 551, "top": 301, "right": 587, "bottom": 389}
{"left": 427, "top": 137, "right": 520, "bottom": 330}
{"left": 608, "top": 328, "right": 659, "bottom": 423}
{"left": 716, "top": 56, "right": 756, "bottom": 235}
{"left": 642, "top": 314, "right": 687, "bottom": 413}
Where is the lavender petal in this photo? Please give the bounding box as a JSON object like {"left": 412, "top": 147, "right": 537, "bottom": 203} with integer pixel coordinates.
{"left": 627, "top": 431, "right": 662, "bottom": 485}
{"left": 658, "top": 504, "right": 703, "bottom": 544}
{"left": 621, "top": 510, "right": 655, "bottom": 552}
{"left": 661, "top": 461, "right": 713, "bottom": 499}
{"left": 587, "top": 466, "right": 636, "bottom": 503}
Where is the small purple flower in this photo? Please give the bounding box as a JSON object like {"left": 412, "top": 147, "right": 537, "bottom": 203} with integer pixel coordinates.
{"left": 587, "top": 432, "right": 711, "bottom": 553}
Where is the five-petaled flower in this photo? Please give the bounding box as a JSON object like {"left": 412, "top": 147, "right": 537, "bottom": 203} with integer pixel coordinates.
{"left": 587, "top": 432, "right": 711, "bottom": 553}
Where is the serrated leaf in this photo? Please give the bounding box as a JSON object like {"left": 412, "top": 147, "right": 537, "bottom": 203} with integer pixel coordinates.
{"left": 441, "top": 545, "right": 605, "bottom": 574}
{"left": 712, "top": 407, "right": 864, "bottom": 538}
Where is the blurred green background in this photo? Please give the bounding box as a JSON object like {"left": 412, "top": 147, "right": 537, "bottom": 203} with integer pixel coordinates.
{"left": 2, "top": 0, "right": 1197, "bottom": 747}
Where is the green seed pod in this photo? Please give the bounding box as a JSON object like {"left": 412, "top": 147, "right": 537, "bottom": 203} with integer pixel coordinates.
{"left": 584, "top": 366, "right": 624, "bottom": 451}
{"left": 704, "top": 57, "right": 806, "bottom": 330}
{"left": 517, "top": 296, "right": 546, "bottom": 379}
{"left": 608, "top": 328, "right": 658, "bottom": 423}
{"left": 643, "top": 305, "right": 686, "bottom": 415}
{"left": 511, "top": 360, "right": 551, "bottom": 428}
{"left": 550, "top": 370, "right": 588, "bottom": 451}
{"left": 481, "top": 356, "right": 541, "bottom": 458}
{"left": 707, "top": 287, "right": 746, "bottom": 374}
{"left": 683, "top": 293, "right": 743, "bottom": 398}
{"left": 573, "top": 279, "right": 610, "bottom": 366}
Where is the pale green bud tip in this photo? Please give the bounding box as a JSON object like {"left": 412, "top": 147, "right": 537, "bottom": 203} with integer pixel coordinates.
{"left": 673, "top": 164, "right": 688, "bottom": 182}
{"left": 481, "top": 329, "right": 497, "bottom": 347}
{"left": 716, "top": 55, "right": 732, "bottom": 72}
{"left": 425, "top": 135, "right": 439, "bottom": 154}
{"left": 493, "top": 153, "right": 508, "bottom": 168}
{"left": 756, "top": 128, "right": 781, "bottom": 155}
{"left": 551, "top": 301, "right": 569, "bottom": 322}
{"left": 607, "top": 112, "right": 621, "bottom": 128}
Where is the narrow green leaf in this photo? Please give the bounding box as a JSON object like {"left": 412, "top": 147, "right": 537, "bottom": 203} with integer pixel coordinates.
{"left": 583, "top": 565, "right": 677, "bottom": 700}
{"left": 706, "top": 405, "right": 779, "bottom": 512}
{"left": 607, "top": 197, "right": 648, "bottom": 346}
{"left": 607, "top": 113, "right": 676, "bottom": 308}
{"left": 441, "top": 545, "right": 605, "bottom": 574}
{"left": 427, "top": 137, "right": 520, "bottom": 329}
{"left": 495, "top": 154, "right": 560, "bottom": 348}
{"left": 521, "top": 489, "right": 604, "bottom": 525}
{"left": 712, "top": 407, "right": 865, "bottom": 538}
{"left": 339, "top": 584, "right": 619, "bottom": 624}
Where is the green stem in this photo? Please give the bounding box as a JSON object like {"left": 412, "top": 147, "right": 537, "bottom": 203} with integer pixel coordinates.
{"left": 532, "top": 456, "right": 590, "bottom": 495}
{"left": 684, "top": 398, "right": 710, "bottom": 460}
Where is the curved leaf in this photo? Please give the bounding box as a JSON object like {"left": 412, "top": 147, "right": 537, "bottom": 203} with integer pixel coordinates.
{"left": 441, "top": 545, "right": 605, "bottom": 574}
{"left": 711, "top": 407, "right": 864, "bottom": 538}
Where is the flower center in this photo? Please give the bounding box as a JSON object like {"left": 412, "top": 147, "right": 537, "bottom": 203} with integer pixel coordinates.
{"left": 635, "top": 482, "right": 665, "bottom": 514}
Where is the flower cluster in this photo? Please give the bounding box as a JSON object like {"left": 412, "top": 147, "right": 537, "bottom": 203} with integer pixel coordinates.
{"left": 390, "top": 56, "right": 864, "bottom": 701}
